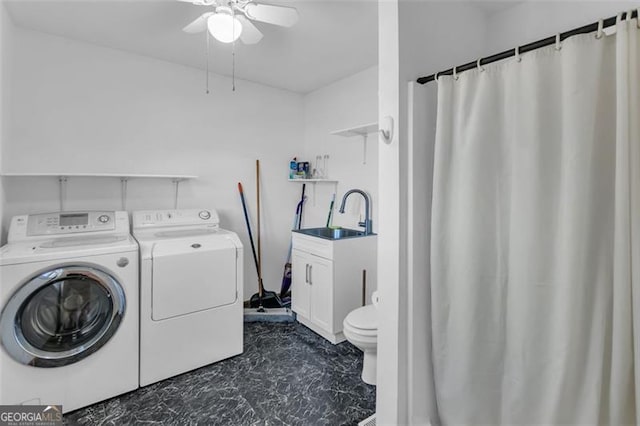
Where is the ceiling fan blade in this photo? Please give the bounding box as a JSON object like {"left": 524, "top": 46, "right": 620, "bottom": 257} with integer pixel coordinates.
{"left": 176, "top": 0, "right": 214, "bottom": 5}
{"left": 182, "top": 12, "right": 214, "bottom": 34}
{"left": 237, "top": 15, "right": 263, "bottom": 44}
{"left": 244, "top": 3, "right": 299, "bottom": 27}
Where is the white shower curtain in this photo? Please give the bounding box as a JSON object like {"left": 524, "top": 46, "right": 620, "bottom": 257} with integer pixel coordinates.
{"left": 431, "top": 15, "right": 639, "bottom": 425}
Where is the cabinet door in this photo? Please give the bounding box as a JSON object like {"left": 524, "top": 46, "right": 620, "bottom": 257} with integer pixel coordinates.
{"left": 308, "top": 255, "right": 334, "bottom": 333}
{"left": 291, "top": 250, "right": 311, "bottom": 319}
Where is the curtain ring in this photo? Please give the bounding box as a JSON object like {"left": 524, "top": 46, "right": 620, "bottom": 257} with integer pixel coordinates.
{"left": 596, "top": 18, "right": 604, "bottom": 39}
{"left": 434, "top": 72, "right": 439, "bottom": 82}
{"left": 477, "top": 58, "right": 485, "bottom": 72}
{"left": 555, "top": 33, "right": 562, "bottom": 50}
{"left": 453, "top": 66, "right": 459, "bottom": 81}
{"left": 515, "top": 46, "right": 522, "bottom": 62}
{"left": 627, "top": 9, "right": 633, "bottom": 22}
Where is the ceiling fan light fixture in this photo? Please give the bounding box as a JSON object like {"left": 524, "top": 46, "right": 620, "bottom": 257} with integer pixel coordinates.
{"left": 207, "top": 13, "right": 243, "bottom": 43}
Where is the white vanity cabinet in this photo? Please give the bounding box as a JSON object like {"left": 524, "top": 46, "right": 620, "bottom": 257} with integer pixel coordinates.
{"left": 291, "top": 231, "right": 377, "bottom": 344}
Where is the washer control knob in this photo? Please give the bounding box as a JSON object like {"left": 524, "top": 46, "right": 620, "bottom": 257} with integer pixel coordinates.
{"left": 199, "top": 210, "right": 211, "bottom": 220}
{"left": 98, "top": 214, "right": 110, "bottom": 223}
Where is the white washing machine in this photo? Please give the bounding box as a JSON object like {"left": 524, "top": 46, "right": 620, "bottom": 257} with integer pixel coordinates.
{"left": 0, "top": 211, "right": 139, "bottom": 413}
{"left": 132, "top": 208, "right": 243, "bottom": 387}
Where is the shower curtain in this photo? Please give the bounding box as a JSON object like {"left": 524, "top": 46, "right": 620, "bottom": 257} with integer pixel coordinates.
{"left": 431, "top": 15, "right": 639, "bottom": 425}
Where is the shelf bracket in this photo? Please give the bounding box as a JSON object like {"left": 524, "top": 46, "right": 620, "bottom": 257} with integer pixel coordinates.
{"left": 172, "top": 179, "right": 181, "bottom": 210}
{"left": 58, "top": 176, "right": 68, "bottom": 212}
{"left": 120, "top": 178, "right": 129, "bottom": 211}
{"left": 362, "top": 134, "right": 368, "bottom": 165}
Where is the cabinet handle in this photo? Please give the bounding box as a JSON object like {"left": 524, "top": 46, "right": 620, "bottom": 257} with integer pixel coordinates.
{"left": 309, "top": 264, "right": 312, "bottom": 285}
{"left": 305, "top": 264, "right": 309, "bottom": 283}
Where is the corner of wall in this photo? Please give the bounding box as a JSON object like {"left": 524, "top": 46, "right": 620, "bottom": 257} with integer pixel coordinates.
{"left": 0, "top": 1, "right": 15, "bottom": 244}
{"left": 377, "top": 1, "right": 491, "bottom": 424}
{"left": 300, "top": 65, "right": 379, "bottom": 235}
{"left": 377, "top": 0, "right": 402, "bottom": 423}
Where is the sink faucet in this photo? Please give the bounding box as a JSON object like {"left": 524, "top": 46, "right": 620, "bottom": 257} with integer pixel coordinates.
{"left": 338, "top": 189, "right": 373, "bottom": 235}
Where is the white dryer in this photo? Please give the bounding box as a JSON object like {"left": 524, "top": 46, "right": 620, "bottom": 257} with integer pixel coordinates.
{"left": 132, "top": 208, "right": 243, "bottom": 387}
{"left": 0, "top": 211, "right": 139, "bottom": 413}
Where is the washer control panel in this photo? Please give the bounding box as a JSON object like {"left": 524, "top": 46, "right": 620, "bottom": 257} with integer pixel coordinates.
{"left": 25, "top": 211, "right": 117, "bottom": 236}
{"left": 132, "top": 209, "right": 220, "bottom": 229}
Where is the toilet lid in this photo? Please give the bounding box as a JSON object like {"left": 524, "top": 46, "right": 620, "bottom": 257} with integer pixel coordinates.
{"left": 346, "top": 304, "right": 377, "bottom": 330}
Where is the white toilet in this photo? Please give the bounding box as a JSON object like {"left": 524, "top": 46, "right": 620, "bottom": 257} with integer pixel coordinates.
{"left": 343, "top": 292, "right": 379, "bottom": 385}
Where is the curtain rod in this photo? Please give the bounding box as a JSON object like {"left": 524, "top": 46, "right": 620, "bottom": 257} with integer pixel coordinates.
{"left": 417, "top": 9, "right": 638, "bottom": 84}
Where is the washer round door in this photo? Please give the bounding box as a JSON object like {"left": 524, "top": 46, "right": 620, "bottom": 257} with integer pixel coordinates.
{"left": 0, "top": 265, "right": 126, "bottom": 368}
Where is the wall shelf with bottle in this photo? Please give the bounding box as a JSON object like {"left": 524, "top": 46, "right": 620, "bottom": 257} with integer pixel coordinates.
{"left": 329, "top": 122, "right": 379, "bottom": 165}
{"left": 1, "top": 172, "right": 197, "bottom": 210}
{"left": 289, "top": 155, "right": 333, "bottom": 181}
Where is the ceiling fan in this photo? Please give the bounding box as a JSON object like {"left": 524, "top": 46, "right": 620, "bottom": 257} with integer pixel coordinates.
{"left": 179, "top": 0, "right": 299, "bottom": 45}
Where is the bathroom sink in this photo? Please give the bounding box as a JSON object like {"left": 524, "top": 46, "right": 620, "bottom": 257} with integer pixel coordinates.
{"left": 293, "top": 227, "right": 374, "bottom": 240}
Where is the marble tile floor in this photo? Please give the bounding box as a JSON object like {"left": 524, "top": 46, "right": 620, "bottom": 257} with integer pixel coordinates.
{"left": 65, "top": 322, "right": 376, "bottom": 426}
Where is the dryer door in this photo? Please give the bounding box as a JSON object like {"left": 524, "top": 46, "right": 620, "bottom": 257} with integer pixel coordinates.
{"left": 151, "top": 237, "right": 238, "bottom": 321}
{"left": 0, "top": 265, "right": 126, "bottom": 368}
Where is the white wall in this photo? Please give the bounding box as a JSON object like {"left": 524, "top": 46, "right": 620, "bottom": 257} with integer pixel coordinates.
{"left": 487, "top": 1, "right": 640, "bottom": 53}
{"left": 0, "top": 1, "right": 14, "bottom": 244}
{"left": 302, "top": 66, "right": 378, "bottom": 231}
{"left": 2, "top": 26, "right": 305, "bottom": 300}
{"left": 301, "top": 65, "right": 378, "bottom": 298}
{"left": 377, "top": 2, "right": 402, "bottom": 423}
{"left": 378, "top": 1, "right": 489, "bottom": 424}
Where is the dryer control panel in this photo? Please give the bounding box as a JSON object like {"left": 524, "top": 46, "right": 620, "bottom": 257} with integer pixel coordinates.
{"left": 132, "top": 209, "right": 220, "bottom": 229}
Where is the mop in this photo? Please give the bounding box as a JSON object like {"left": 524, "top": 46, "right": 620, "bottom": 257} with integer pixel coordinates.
{"left": 279, "top": 191, "right": 307, "bottom": 301}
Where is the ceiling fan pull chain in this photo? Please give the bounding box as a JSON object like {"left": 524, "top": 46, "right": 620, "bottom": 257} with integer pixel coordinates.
{"left": 206, "top": 31, "right": 210, "bottom": 94}
{"left": 232, "top": 13, "right": 236, "bottom": 92}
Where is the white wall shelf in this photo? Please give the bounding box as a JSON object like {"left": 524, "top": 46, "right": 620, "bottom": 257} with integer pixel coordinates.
{"left": 330, "top": 122, "right": 379, "bottom": 138}
{"left": 1, "top": 172, "right": 197, "bottom": 181}
{"left": 1, "top": 173, "right": 197, "bottom": 210}
{"left": 288, "top": 179, "right": 338, "bottom": 206}
{"left": 288, "top": 178, "right": 338, "bottom": 183}
{"left": 330, "top": 122, "right": 379, "bottom": 165}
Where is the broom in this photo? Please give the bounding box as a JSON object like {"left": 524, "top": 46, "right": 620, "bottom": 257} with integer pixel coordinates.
{"left": 242, "top": 160, "right": 282, "bottom": 310}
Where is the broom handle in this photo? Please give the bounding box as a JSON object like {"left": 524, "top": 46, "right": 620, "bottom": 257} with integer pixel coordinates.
{"left": 238, "top": 183, "right": 260, "bottom": 273}
{"left": 256, "top": 159, "right": 263, "bottom": 296}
